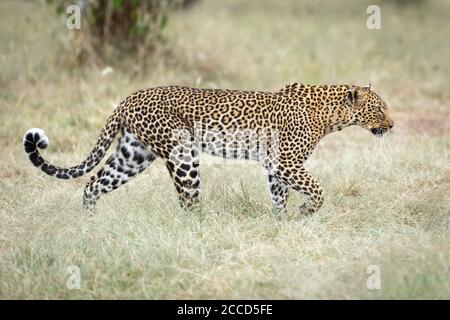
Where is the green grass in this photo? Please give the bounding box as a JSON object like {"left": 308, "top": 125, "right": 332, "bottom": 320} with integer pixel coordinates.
{"left": 0, "top": 0, "right": 449, "bottom": 299}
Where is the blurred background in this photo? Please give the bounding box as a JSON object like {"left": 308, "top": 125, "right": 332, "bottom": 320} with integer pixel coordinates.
{"left": 2, "top": 0, "right": 449, "bottom": 92}
{"left": 0, "top": 0, "right": 449, "bottom": 299}
{"left": 1, "top": 0, "right": 448, "bottom": 146}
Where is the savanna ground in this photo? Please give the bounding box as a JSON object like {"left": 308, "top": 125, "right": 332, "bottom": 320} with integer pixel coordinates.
{"left": 0, "top": 0, "right": 449, "bottom": 299}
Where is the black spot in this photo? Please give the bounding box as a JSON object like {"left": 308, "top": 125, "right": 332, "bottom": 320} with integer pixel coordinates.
{"left": 25, "top": 133, "right": 34, "bottom": 143}
{"left": 176, "top": 169, "right": 186, "bottom": 177}
{"left": 24, "top": 140, "right": 35, "bottom": 153}
{"left": 166, "top": 161, "right": 175, "bottom": 172}
{"left": 133, "top": 152, "right": 145, "bottom": 165}
{"left": 191, "top": 148, "right": 199, "bottom": 158}
{"left": 72, "top": 171, "right": 81, "bottom": 178}
{"left": 33, "top": 133, "right": 40, "bottom": 143}
{"left": 37, "top": 141, "right": 47, "bottom": 149}
{"left": 189, "top": 170, "right": 198, "bottom": 178}
{"left": 112, "top": 179, "right": 119, "bottom": 186}
{"left": 29, "top": 152, "right": 44, "bottom": 166}
{"left": 56, "top": 173, "right": 70, "bottom": 179}
{"left": 121, "top": 146, "right": 131, "bottom": 158}
{"left": 46, "top": 165, "right": 57, "bottom": 175}
{"left": 180, "top": 163, "right": 190, "bottom": 171}
{"left": 124, "top": 170, "right": 135, "bottom": 177}
{"left": 100, "top": 179, "right": 110, "bottom": 186}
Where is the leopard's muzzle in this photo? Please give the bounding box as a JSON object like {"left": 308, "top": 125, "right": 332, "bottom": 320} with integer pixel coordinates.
{"left": 370, "top": 127, "right": 389, "bottom": 137}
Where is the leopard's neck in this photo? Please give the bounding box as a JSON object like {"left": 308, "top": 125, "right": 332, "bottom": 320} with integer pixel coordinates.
{"left": 307, "top": 86, "right": 355, "bottom": 136}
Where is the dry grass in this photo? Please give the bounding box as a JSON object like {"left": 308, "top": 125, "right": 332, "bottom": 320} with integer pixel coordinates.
{"left": 0, "top": 0, "right": 449, "bottom": 299}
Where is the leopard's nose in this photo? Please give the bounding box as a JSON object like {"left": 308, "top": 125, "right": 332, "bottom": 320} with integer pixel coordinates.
{"left": 388, "top": 120, "right": 394, "bottom": 129}
{"left": 386, "top": 117, "right": 394, "bottom": 129}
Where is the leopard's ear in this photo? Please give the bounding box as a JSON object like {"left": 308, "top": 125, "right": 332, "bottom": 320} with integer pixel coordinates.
{"left": 347, "top": 86, "right": 366, "bottom": 108}
{"left": 364, "top": 84, "right": 372, "bottom": 90}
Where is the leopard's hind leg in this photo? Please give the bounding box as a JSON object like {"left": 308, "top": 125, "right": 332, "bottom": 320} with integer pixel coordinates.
{"left": 83, "top": 128, "right": 156, "bottom": 214}
{"left": 164, "top": 133, "right": 201, "bottom": 210}
{"left": 267, "top": 173, "right": 289, "bottom": 214}
{"left": 165, "top": 158, "right": 200, "bottom": 210}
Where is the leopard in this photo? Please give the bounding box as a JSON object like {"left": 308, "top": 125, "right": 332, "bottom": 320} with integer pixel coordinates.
{"left": 23, "top": 83, "right": 394, "bottom": 215}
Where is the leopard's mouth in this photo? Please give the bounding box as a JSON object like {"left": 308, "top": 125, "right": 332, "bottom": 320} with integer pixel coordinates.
{"left": 370, "top": 127, "right": 388, "bottom": 138}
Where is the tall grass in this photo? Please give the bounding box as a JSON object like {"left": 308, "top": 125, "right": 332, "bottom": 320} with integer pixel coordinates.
{"left": 0, "top": 0, "right": 449, "bottom": 299}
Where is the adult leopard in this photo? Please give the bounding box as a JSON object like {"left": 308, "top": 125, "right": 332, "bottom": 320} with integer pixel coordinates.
{"left": 23, "top": 83, "right": 394, "bottom": 214}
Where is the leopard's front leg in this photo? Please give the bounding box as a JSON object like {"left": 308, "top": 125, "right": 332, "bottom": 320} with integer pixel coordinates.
{"left": 278, "top": 164, "right": 324, "bottom": 215}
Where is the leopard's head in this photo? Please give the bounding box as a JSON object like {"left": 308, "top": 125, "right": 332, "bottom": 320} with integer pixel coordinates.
{"left": 347, "top": 85, "right": 394, "bottom": 137}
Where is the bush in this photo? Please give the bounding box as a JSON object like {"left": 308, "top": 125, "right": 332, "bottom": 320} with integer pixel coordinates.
{"left": 48, "top": 0, "right": 196, "bottom": 65}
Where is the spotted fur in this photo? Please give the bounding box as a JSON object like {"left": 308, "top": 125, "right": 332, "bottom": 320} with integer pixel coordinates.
{"left": 23, "top": 83, "right": 394, "bottom": 214}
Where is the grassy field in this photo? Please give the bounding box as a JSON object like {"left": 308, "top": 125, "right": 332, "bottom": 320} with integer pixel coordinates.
{"left": 0, "top": 0, "right": 449, "bottom": 299}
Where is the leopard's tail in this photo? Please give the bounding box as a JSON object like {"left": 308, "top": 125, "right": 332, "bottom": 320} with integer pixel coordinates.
{"left": 23, "top": 110, "right": 122, "bottom": 179}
